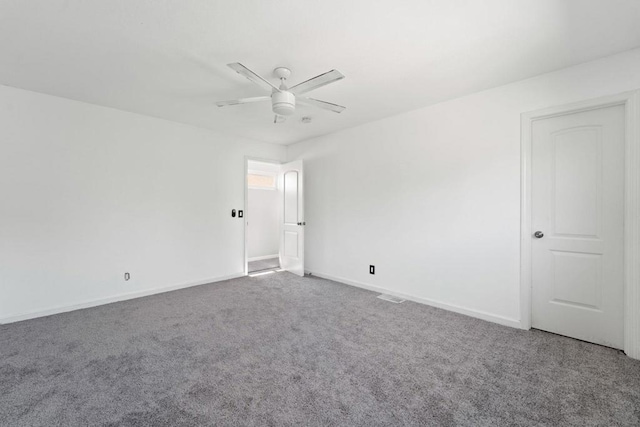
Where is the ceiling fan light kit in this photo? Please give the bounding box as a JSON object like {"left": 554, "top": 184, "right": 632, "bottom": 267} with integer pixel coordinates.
{"left": 272, "top": 91, "right": 295, "bottom": 116}
{"left": 216, "top": 63, "right": 345, "bottom": 123}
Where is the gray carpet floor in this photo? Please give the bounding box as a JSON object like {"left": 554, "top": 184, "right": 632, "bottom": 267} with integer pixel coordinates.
{"left": 1, "top": 272, "right": 639, "bottom": 426}
{"left": 248, "top": 257, "right": 280, "bottom": 273}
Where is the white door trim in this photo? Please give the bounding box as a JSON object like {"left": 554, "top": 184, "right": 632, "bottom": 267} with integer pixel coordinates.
{"left": 520, "top": 90, "right": 640, "bottom": 359}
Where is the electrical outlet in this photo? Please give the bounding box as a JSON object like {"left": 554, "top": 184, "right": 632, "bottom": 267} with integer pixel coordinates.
{"left": 124, "top": 272, "right": 130, "bottom": 281}
{"left": 369, "top": 265, "right": 375, "bottom": 275}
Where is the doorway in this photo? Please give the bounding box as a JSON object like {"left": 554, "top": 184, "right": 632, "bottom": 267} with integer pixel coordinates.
{"left": 246, "top": 160, "right": 281, "bottom": 274}
{"left": 244, "top": 158, "right": 305, "bottom": 277}
{"left": 521, "top": 90, "right": 640, "bottom": 359}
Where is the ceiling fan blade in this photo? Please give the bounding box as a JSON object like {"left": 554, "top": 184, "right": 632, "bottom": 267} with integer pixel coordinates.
{"left": 216, "top": 96, "right": 270, "bottom": 107}
{"left": 289, "top": 70, "right": 345, "bottom": 95}
{"left": 227, "top": 63, "right": 280, "bottom": 93}
{"left": 297, "top": 97, "right": 346, "bottom": 113}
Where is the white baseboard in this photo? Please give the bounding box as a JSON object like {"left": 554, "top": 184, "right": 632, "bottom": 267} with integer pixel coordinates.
{"left": 248, "top": 254, "right": 279, "bottom": 262}
{"left": 2, "top": 270, "right": 522, "bottom": 330}
{"left": 0, "top": 272, "right": 245, "bottom": 324}
{"left": 308, "top": 271, "right": 522, "bottom": 329}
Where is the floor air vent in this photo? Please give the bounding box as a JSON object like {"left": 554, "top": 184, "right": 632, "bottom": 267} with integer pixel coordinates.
{"left": 377, "top": 294, "right": 405, "bottom": 304}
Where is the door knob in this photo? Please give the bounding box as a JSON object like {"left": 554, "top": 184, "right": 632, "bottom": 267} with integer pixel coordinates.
{"left": 534, "top": 231, "right": 544, "bottom": 238}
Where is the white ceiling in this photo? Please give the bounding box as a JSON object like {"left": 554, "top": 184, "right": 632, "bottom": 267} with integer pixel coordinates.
{"left": 1, "top": 1, "right": 639, "bottom": 145}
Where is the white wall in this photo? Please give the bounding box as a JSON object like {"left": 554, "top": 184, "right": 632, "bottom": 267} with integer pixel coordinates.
{"left": 247, "top": 188, "right": 279, "bottom": 259}
{"left": 287, "top": 48, "right": 640, "bottom": 327}
{"left": 0, "top": 84, "right": 286, "bottom": 322}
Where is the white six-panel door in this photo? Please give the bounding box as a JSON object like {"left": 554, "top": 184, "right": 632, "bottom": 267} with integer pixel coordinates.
{"left": 531, "top": 104, "right": 625, "bottom": 348}
{"left": 279, "top": 160, "right": 304, "bottom": 277}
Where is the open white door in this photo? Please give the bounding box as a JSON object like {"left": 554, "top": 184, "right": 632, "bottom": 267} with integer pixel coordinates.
{"left": 279, "top": 160, "right": 304, "bottom": 276}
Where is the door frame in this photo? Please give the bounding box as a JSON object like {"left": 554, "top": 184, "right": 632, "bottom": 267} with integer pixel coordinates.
{"left": 520, "top": 90, "right": 640, "bottom": 359}
{"left": 244, "top": 156, "right": 282, "bottom": 276}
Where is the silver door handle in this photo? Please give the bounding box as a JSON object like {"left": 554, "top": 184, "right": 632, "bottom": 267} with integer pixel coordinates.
{"left": 534, "top": 231, "right": 544, "bottom": 238}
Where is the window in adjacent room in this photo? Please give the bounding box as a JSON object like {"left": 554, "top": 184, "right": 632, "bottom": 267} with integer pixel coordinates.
{"left": 247, "top": 173, "right": 276, "bottom": 190}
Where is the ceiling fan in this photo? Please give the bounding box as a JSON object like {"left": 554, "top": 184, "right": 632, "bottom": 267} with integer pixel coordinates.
{"left": 216, "top": 63, "right": 346, "bottom": 123}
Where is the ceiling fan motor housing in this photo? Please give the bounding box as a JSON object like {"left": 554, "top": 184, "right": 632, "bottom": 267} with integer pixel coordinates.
{"left": 272, "top": 91, "right": 295, "bottom": 116}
